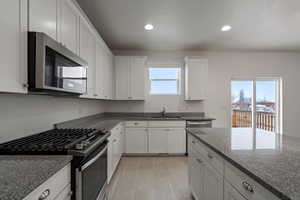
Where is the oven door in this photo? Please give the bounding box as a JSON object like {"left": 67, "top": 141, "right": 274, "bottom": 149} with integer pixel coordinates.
{"left": 76, "top": 143, "right": 108, "bottom": 200}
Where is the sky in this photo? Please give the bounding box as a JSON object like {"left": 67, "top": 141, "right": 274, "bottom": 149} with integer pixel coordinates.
{"left": 231, "top": 80, "right": 276, "bottom": 102}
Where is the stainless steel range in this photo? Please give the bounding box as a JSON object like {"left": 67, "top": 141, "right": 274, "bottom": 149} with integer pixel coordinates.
{"left": 0, "top": 128, "right": 110, "bottom": 200}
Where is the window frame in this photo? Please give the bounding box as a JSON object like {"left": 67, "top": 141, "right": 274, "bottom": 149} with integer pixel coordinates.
{"left": 148, "top": 65, "right": 182, "bottom": 95}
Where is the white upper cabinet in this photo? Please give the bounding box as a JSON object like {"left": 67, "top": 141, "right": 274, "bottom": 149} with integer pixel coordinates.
{"left": 115, "top": 56, "right": 146, "bottom": 100}
{"left": 28, "top": 0, "right": 58, "bottom": 40}
{"left": 115, "top": 56, "right": 130, "bottom": 99}
{"left": 95, "top": 40, "right": 105, "bottom": 99}
{"left": 185, "top": 57, "right": 208, "bottom": 100}
{"left": 0, "top": 0, "right": 27, "bottom": 93}
{"left": 79, "top": 17, "right": 96, "bottom": 99}
{"left": 103, "top": 50, "right": 114, "bottom": 99}
{"left": 60, "top": 0, "right": 79, "bottom": 55}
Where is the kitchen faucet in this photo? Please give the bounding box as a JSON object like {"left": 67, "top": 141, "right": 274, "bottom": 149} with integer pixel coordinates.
{"left": 161, "top": 107, "right": 166, "bottom": 118}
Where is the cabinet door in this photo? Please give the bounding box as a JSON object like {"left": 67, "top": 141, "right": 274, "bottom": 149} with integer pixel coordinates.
{"left": 189, "top": 151, "right": 205, "bottom": 200}
{"left": 125, "top": 128, "right": 148, "bottom": 153}
{"left": 224, "top": 182, "right": 247, "bottom": 200}
{"left": 0, "top": 0, "right": 27, "bottom": 93}
{"left": 185, "top": 58, "right": 208, "bottom": 100}
{"left": 60, "top": 0, "right": 79, "bottom": 54}
{"left": 167, "top": 128, "right": 186, "bottom": 153}
{"left": 95, "top": 40, "right": 105, "bottom": 99}
{"left": 130, "top": 57, "right": 145, "bottom": 100}
{"left": 148, "top": 128, "right": 168, "bottom": 153}
{"left": 203, "top": 162, "right": 223, "bottom": 200}
{"left": 115, "top": 56, "right": 130, "bottom": 99}
{"left": 29, "top": 0, "right": 58, "bottom": 40}
{"left": 102, "top": 50, "right": 113, "bottom": 99}
{"left": 79, "top": 18, "right": 96, "bottom": 98}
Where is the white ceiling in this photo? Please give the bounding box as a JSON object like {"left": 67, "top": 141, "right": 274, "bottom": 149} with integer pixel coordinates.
{"left": 76, "top": 0, "right": 300, "bottom": 51}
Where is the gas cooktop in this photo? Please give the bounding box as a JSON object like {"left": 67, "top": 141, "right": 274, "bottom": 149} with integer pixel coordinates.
{"left": 0, "top": 128, "right": 109, "bottom": 155}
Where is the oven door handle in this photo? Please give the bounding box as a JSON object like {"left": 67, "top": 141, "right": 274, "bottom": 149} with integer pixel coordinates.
{"left": 81, "top": 145, "right": 108, "bottom": 171}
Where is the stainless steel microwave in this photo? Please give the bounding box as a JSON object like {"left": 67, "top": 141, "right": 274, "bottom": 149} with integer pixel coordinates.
{"left": 28, "top": 32, "right": 88, "bottom": 95}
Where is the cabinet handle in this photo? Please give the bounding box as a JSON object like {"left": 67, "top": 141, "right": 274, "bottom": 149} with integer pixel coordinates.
{"left": 196, "top": 158, "right": 203, "bottom": 164}
{"left": 165, "top": 128, "right": 171, "bottom": 131}
{"left": 192, "top": 141, "right": 196, "bottom": 144}
{"left": 38, "top": 189, "right": 50, "bottom": 200}
{"left": 23, "top": 83, "right": 29, "bottom": 88}
{"left": 93, "top": 94, "right": 98, "bottom": 97}
{"left": 242, "top": 181, "right": 254, "bottom": 193}
{"left": 207, "top": 153, "right": 213, "bottom": 159}
{"left": 134, "top": 122, "right": 139, "bottom": 125}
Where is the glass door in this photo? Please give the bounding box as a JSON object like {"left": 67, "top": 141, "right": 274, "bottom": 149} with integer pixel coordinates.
{"left": 231, "top": 78, "right": 281, "bottom": 149}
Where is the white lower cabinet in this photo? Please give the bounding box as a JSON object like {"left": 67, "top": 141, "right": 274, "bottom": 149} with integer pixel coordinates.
{"left": 108, "top": 123, "right": 123, "bottom": 183}
{"left": 148, "top": 128, "right": 168, "bottom": 153}
{"left": 203, "top": 162, "right": 223, "bottom": 200}
{"left": 125, "top": 121, "right": 186, "bottom": 154}
{"left": 188, "top": 149, "right": 204, "bottom": 200}
{"left": 188, "top": 134, "right": 281, "bottom": 200}
{"left": 167, "top": 128, "right": 186, "bottom": 153}
{"left": 23, "top": 164, "right": 71, "bottom": 200}
{"left": 224, "top": 181, "right": 247, "bottom": 200}
{"left": 125, "top": 128, "right": 148, "bottom": 154}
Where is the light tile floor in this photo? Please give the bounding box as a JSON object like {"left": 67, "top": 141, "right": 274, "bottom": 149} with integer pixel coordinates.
{"left": 108, "top": 156, "right": 192, "bottom": 200}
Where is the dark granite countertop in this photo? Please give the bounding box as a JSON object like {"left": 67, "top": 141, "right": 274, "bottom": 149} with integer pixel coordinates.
{"left": 0, "top": 155, "right": 72, "bottom": 200}
{"left": 55, "top": 112, "right": 215, "bottom": 130}
{"left": 187, "top": 128, "right": 300, "bottom": 200}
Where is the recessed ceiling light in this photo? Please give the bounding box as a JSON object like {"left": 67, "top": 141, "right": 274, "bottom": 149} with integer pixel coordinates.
{"left": 221, "top": 25, "right": 232, "bottom": 32}
{"left": 144, "top": 24, "right": 154, "bottom": 31}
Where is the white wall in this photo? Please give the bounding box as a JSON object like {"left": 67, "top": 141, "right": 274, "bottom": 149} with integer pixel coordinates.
{"left": 109, "top": 50, "right": 300, "bottom": 137}
{"left": 0, "top": 94, "right": 106, "bottom": 142}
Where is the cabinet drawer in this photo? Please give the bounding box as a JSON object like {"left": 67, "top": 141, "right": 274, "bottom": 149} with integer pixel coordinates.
{"left": 148, "top": 121, "right": 185, "bottom": 128}
{"left": 24, "top": 164, "right": 71, "bottom": 200}
{"left": 54, "top": 184, "right": 71, "bottom": 200}
{"left": 225, "top": 162, "right": 280, "bottom": 200}
{"left": 125, "top": 121, "right": 147, "bottom": 127}
{"left": 188, "top": 134, "right": 223, "bottom": 175}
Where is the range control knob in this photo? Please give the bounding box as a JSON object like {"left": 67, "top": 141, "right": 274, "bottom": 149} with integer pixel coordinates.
{"left": 75, "top": 143, "right": 84, "bottom": 150}
{"left": 82, "top": 141, "right": 90, "bottom": 146}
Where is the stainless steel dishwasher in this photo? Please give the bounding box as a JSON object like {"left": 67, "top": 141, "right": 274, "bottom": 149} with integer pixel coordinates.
{"left": 186, "top": 120, "right": 212, "bottom": 155}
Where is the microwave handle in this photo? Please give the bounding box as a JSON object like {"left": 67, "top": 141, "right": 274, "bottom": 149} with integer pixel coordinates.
{"left": 81, "top": 145, "right": 108, "bottom": 171}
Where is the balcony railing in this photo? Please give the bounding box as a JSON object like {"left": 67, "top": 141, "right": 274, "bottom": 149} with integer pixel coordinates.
{"left": 232, "top": 110, "right": 276, "bottom": 132}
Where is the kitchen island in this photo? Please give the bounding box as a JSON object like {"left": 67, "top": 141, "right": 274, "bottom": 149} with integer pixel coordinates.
{"left": 187, "top": 128, "right": 300, "bottom": 200}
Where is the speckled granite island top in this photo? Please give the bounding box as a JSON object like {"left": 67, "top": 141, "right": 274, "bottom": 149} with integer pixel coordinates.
{"left": 187, "top": 128, "right": 300, "bottom": 200}
{"left": 0, "top": 155, "right": 72, "bottom": 200}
